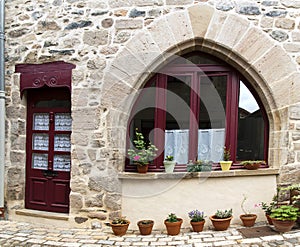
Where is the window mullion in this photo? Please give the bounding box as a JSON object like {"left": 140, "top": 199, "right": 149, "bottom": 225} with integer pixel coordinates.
{"left": 189, "top": 72, "right": 199, "bottom": 161}
{"left": 154, "top": 74, "right": 167, "bottom": 169}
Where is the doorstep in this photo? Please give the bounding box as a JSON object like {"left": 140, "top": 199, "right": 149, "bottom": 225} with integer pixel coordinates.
{"left": 15, "top": 208, "right": 69, "bottom": 221}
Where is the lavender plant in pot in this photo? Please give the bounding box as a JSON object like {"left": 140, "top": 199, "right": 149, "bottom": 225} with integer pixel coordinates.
{"left": 188, "top": 209, "right": 205, "bottom": 232}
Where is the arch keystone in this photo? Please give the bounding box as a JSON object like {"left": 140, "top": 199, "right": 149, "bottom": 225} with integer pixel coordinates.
{"left": 188, "top": 4, "right": 215, "bottom": 38}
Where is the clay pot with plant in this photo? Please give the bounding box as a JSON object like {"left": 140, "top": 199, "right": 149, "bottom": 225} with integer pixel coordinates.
{"left": 240, "top": 194, "right": 257, "bottom": 227}
{"left": 110, "top": 217, "right": 130, "bottom": 236}
{"left": 164, "top": 213, "right": 183, "bottom": 235}
{"left": 240, "top": 160, "right": 266, "bottom": 170}
{"left": 188, "top": 209, "right": 205, "bottom": 232}
{"left": 137, "top": 220, "right": 154, "bottom": 235}
{"left": 127, "top": 129, "right": 158, "bottom": 174}
{"left": 209, "top": 209, "right": 233, "bottom": 231}
{"left": 270, "top": 205, "right": 300, "bottom": 232}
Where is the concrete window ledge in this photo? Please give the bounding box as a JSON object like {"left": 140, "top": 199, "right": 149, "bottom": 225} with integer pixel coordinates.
{"left": 118, "top": 168, "right": 279, "bottom": 180}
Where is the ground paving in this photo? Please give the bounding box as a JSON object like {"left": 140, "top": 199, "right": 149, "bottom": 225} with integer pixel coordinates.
{"left": 0, "top": 220, "right": 300, "bottom": 246}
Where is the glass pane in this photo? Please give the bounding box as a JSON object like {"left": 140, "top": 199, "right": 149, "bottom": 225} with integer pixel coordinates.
{"left": 53, "top": 154, "right": 71, "bottom": 171}
{"left": 33, "top": 113, "right": 49, "bottom": 131}
{"left": 237, "top": 81, "right": 264, "bottom": 160}
{"left": 198, "top": 75, "right": 226, "bottom": 162}
{"left": 164, "top": 75, "right": 191, "bottom": 164}
{"left": 35, "top": 99, "right": 71, "bottom": 108}
{"left": 130, "top": 81, "right": 156, "bottom": 145}
{"left": 55, "top": 113, "right": 72, "bottom": 131}
{"left": 54, "top": 134, "right": 71, "bottom": 152}
{"left": 32, "top": 153, "right": 48, "bottom": 170}
{"left": 32, "top": 134, "right": 49, "bottom": 151}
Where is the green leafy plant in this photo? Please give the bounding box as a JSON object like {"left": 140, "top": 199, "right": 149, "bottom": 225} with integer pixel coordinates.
{"left": 270, "top": 205, "right": 300, "bottom": 221}
{"left": 260, "top": 201, "right": 277, "bottom": 215}
{"left": 240, "top": 160, "right": 266, "bottom": 166}
{"left": 214, "top": 209, "right": 233, "bottom": 219}
{"left": 111, "top": 216, "right": 130, "bottom": 225}
{"left": 165, "top": 155, "right": 174, "bottom": 161}
{"left": 138, "top": 220, "right": 154, "bottom": 225}
{"left": 127, "top": 129, "right": 158, "bottom": 166}
{"left": 187, "top": 160, "right": 213, "bottom": 172}
{"left": 188, "top": 210, "right": 205, "bottom": 222}
{"left": 223, "top": 147, "right": 231, "bottom": 161}
{"left": 166, "top": 213, "right": 179, "bottom": 222}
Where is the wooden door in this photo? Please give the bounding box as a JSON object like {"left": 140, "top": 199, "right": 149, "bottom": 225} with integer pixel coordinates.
{"left": 25, "top": 88, "right": 71, "bottom": 213}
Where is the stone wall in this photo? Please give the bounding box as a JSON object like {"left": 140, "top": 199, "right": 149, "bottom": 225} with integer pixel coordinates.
{"left": 4, "top": 0, "right": 300, "bottom": 228}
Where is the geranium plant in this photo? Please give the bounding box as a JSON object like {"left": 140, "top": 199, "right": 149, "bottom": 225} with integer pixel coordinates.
{"left": 127, "top": 129, "right": 158, "bottom": 166}
{"left": 188, "top": 209, "right": 205, "bottom": 222}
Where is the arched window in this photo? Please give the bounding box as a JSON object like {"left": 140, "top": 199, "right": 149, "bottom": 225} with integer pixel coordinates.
{"left": 126, "top": 53, "right": 269, "bottom": 172}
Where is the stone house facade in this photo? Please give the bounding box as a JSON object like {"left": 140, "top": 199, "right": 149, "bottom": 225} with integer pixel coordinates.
{"left": 3, "top": 0, "right": 300, "bottom": 230}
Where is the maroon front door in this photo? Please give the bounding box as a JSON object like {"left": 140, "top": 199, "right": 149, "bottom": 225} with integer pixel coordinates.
{"left": 25, "top": 88, "right": 71, "bottom": 213}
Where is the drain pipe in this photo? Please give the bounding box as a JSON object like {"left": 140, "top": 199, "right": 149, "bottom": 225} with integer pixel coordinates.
{"left": 0, "top": 0, "right": 5, "bottom": 218}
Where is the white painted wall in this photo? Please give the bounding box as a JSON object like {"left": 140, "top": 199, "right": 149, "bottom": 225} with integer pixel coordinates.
{"left": 121, "top": 174, "right": 277, "bottom": 230}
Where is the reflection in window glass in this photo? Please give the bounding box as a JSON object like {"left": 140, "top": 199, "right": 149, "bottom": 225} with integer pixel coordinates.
{"left": 237, "top": 81, "right": 264, "bottom": 160}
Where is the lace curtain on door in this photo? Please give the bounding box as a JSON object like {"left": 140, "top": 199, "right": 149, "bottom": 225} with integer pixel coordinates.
{"left": 164, "top": 129, "right": 225, "bottom": 164}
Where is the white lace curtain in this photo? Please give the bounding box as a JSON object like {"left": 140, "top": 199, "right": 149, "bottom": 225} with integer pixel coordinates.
{"left": 164, "top": 129, "right": 225, "bottom": 164}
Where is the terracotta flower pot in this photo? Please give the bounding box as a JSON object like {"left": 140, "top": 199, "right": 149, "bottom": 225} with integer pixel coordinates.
{"left": 190, "top": 220, "right": 205, "bottom": 232}
{"left": 240, "top": 214, "right": 257, "bottom": 227}
{"left": 137, "top": 164, "right": 148, "bottom": 173}
{"left": 110, "top": 221, "right": 130, "bottom": 236}
{"left": 243, "top": 163, "right": 261, "bottom": 170}
{"left": 164, "top": 218, "right": 183, "bottom": 235}
{"left": 137, "top": 220, "right": 154, "bottom": 235}
{"left": 210, "top": 215, "right": 232, "bottom": 231}
{"left": 265, "top": 213, "right": 273, "bottom": 225}
{"left": 271, "top": 218, "right": 295, "bottom": 233}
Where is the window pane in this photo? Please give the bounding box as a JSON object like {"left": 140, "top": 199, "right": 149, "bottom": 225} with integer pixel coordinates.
{"left": 33, "top": 113, "right": 49, "bottom": 131}
{"left": 35, "top": 99, "right": 71, "bottom": 108}
{"left": 53, "top": 155, "right": 71, "bottom": 171}
{"left": 32, "top": 134, "right": 49, "bottom": 151}
{"left": 54, "top": 134, "right": 71, "bottom": 152}
{"left": 164, "top": 75, "right": 191, "bottom": 164}
{"left": 130, "top": 81, "right": 156, "bottom": 144}
{"left": 237, "top": 81, "right": 264, "bottom": 160}
{"left": 198, "top": 75, "right": 226, "bottom": 162}
{"left": 55, "top": 113, "right": 72, "bottom": 131}
{"left": 32, "top": 153, "right": 48, "bottom": 170}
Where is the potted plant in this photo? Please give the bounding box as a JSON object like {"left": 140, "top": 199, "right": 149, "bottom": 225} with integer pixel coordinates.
{"left": 240, "top": 195, "right": 257, "bottom": 227}
{"left": 219, "top": 147, "right": 232, "bottom": 171}
{"left": 188, "top": 209, "right": 205, "bottom": 232}
{"left": 240, "top": 160, "right": 266, "bottom": 170}
{"left": 163, "top": 155, "right": 176, "bottom": 173}
{"left": 187, "top": 160, "right": 213, "bottom": 172}
{"left": 127, "top": 128, "right": 158, "bottom": 173}
{"left": 164, "top": 213, "right": 183, "bottom": 235}
{"left": 260, "top": 200, "right": 277, "bottom": 225}
{"left": 209, "top": 209, "right": 233, "bottom": 231}
{"left": 137, "top": 220, "right": 154, "bottom": 235}
{"left": 269, "top": 205, "right": 300, "bottom": 232}
{"left": 110, "top": 217, "right": 130, "bottom": 236}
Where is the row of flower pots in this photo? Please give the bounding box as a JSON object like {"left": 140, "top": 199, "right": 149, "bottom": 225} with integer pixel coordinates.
{"left": 109, "top": 204, "right": 300, "bottom": 236}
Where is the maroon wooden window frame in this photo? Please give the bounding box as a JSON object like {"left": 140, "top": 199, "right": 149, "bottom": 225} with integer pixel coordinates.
{"left": 126, "top": 62, "right": 269, "bottom": 172}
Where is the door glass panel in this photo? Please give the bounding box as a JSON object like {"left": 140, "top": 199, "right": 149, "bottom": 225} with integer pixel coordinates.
{"left": 164, "top": 75, "right": 191, "bottom": 164}
{"left": 55, "top": 113, "right": 72, "bottom": 131}
{"left": 33, "top": 113, "right": 49, "bottom": 131}
{"left": 32, "top": 134, "right": 49, "bottom": 151}
{"left": 54, "top": 155, "right": 71, "bottom": 171}
{"left": 198, "top": 75, "right": 226, "bottom": 162}
{"left": 237, "top": 81, "right": 264, "bottom": 160}
{"left": 32, "top": 153, "right": 48, "bottom": 170}
{"left": 54, "top": 134, "right": 71, "bottom": 152}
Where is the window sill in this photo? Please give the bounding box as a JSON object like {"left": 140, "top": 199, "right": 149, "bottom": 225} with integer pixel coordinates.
{"left": 118, "top": 168, "right": 279, "bottom": 180}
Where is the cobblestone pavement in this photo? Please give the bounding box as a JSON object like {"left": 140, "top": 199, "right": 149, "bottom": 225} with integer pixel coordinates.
{"left": 0, "top": 220, "right": 300, "bottom": 246}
